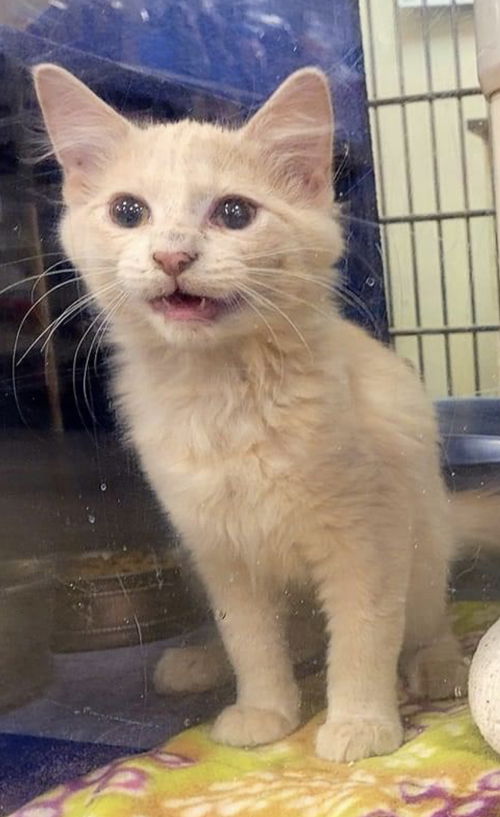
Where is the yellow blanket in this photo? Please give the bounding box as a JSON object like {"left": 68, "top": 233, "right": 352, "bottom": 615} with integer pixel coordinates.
{"left": 13, "top": 603, "right": 500, "bottom": 817}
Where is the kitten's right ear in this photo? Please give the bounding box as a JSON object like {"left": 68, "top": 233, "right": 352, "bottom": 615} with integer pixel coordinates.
{"left": 242, "top": 68, "right": 334, "bottom": 208}
{"left": 33, "top": 64, "right": 131, "bottom": 199}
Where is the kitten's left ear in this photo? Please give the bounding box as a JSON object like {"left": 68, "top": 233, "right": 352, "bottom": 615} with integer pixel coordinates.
{"left": 242, "top": 68, "right": 334, "bottom": 207}
{"left": 33, "top": 63, "right": 131, "bottom": 201}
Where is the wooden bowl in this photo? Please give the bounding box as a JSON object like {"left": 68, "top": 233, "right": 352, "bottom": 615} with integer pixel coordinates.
{"left": 52, "top": 548, "right": 204, "bottom": 652}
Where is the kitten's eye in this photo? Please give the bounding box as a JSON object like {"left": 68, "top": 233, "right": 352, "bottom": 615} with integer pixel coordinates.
{"left": 110, "top": 195, "right": 150, "bottom": 228}
{"left": 211, "top": 197, "right": 256, "bottom": 230}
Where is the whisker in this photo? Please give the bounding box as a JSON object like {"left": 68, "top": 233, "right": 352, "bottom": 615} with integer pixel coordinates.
{"left": 38, "top": 285, "right": 118, "bottom": 358}
{"left": 333, "top": 281, "right": 379, "bottom": 331}
{"left": 13, "top": 277, "right": 88, "bottom": 371}
{"left": 252, "top": 280, "right": 334, "bottom": 321}
{"left": 250, "top": 265, "right": 379, "bottom": 330}
{"left": 37, "top": 294, "right": 95, "bottom": 357}
{"left": 239, "top": 246, "right": 337, "bottom": 263}
{"left": 250, "top": 267, "right": 334, "bottom": 292}
{"left": 249, "top": 267, "right": 372, "bottom": 326}
{"left": 337, "top": 212, "right": 381, "bottom": 230}
{"left": 72, "top": 305, "right": 112, "bottom": 428}
{"left": 236, "top": 289, "right": 285, "bottom": 382}
{"left": 18, "top": 282, "right": 118, "bottom": 366}
{"left": 0, "top": 266, "right": 111, "bottom": 302}
{"left": 91, "top": 305, "right": 114, "bottom": 373}
{"left": 92, "top": 292, "right": 128, "bottom": 373}
{"left": 238, "top": 284, "right": 312, "bottom": 359}
{"left": 0, "top": 252, "right": 64, "bottom": 270}
{"left": 28, "top": 258, "right": 73, "bottom": 302}
{"left": 82, "top": 293, "right": 126, "bottom": 423}
{"left": 30, "top": 269, "right": 77, "bottom": 302}
{"left": 0, "top": 270, "right": 73, "bottom": 301}
{"left": 29, "top": 265, "right": 111, "bottom": 301}
{"left": 333, "top": 148, "right": 350, "bottom": 185}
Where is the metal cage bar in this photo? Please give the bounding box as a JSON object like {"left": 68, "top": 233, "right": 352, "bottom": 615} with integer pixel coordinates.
{"left": 362, "top": 0, "right": 500, "bottom": 398}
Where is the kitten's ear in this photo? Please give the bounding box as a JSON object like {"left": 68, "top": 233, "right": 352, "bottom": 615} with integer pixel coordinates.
{"left": 243, "top": 68, "right": 334, "bottom": 207}
{"left": 33, "top": 63, "right": 131, "bottom": 200}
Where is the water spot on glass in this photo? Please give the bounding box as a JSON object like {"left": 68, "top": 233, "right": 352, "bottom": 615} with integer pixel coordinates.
{"left": 88, "top": 513, "right": 96, "bottom": 524}
{"left": 183, "top": 717, "right": 191, "bottom": 727}
{"left": 216, "top": 609, "right": 227, "bottom": 621}
{"left": 366, "top": 277, "right": 375, "bottom": 287}
{"left": 140, "top": 7, "right": 150, "bottom": 22}
{"left": 100, "top": 482, "right": 107, "bottom": 492}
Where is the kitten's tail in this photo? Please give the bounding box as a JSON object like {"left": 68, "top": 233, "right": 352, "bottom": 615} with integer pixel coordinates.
{"left": 450, "top": 489, "right": 500, "bottom": 555}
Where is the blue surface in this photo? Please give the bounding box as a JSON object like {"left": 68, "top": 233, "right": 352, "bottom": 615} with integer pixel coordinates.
{"left": 437, "top": 399, "right": 500, "bottom": 467}
{"left": 0, "top": 0, "right": 387, "bottom": 343}
{"left": 10, "top": 0, "right": 371, "bottom": 140}
{"left": 0, "top": 626, "right": 225, "bottom": 814}
{"left": 0, "top": 733, "right": 138, "bottom": 815}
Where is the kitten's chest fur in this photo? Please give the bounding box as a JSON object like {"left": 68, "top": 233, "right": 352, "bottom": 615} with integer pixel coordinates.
{"left": 114, "top": 338, "right": 339, "bottom": 572}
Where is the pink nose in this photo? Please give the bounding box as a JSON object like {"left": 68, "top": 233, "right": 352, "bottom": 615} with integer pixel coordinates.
{"left": 153, "top": 251, "right": 196, "bottom": 277}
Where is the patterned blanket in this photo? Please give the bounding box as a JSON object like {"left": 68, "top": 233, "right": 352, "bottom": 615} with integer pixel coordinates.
{"left": 12, "top": 603, "right": 500, "bottom": 817}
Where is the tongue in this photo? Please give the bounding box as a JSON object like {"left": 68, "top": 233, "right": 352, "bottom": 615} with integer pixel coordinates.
{"left": 154, "top": 292, "right": 220, "bottom": 321}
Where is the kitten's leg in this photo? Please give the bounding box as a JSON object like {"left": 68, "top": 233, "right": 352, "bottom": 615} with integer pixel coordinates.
{"left": 196, "top": 554, "right": 300, "bottom": 747}
{"left": 154, "top": 639, "right": 232, "bottom": 694}
{"left": 310, "top": 527, "right": 408, "bottom": 763}
{"left": 153, "top": 593, "right": 324, "bottom": 695}
{"left": 402, "top": 516, "right": 468, "bottom": 700}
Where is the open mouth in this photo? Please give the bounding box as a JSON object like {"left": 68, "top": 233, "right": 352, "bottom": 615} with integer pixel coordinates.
{"left": 149, "top": 291, "right": 240, "bottom": 322}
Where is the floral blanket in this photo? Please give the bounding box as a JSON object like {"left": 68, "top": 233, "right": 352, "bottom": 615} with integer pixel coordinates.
{"left": 13, "top": 603, "right": 500, "bottom": 817}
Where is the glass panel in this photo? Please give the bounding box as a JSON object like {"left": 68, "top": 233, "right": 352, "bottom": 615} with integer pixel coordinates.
{"left": 2, "top": 1, "right": 500, "bottom": 812}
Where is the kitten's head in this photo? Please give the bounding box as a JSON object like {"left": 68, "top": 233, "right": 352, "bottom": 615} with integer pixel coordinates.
{"left": 34, "top": 64, "right": 343, "bottom": 349}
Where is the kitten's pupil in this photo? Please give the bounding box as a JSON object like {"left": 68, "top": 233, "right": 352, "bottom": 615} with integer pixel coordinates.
{"left": 213, "top": 197, "right": 256, "bottom": 230}
{"left": 110, "top": 195, "right": 149, "bottom": 228}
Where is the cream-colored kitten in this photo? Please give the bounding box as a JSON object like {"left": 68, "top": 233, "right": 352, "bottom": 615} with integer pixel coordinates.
{"left": 34, "top": 64, "right": 496, "bottom": 762}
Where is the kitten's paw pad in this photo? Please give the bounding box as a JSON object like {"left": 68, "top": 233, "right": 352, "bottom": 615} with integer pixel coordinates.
{"left": 404, "top": 643, "right": 469, "bottom": 701}
{"left": 315, "top": 715, "right": 403, "bottom": 762}
{"left": 154, "top": 645, "right": 230, "bottom": 694}
{"left": 211, "top": 705, "right": 298, "bottom": 747}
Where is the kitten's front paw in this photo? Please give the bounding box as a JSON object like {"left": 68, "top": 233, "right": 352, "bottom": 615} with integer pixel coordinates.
{"left": 211, "top": 705, "right": 299, "bottom": 747}
{"left": 404, "top": 641, "right": 469, "bottom": 701}
{"left": 154, "top": 644, "right": 231, "bottom": 694}
{"left": 315, "top": 714, "right": 403, "bottom": 762}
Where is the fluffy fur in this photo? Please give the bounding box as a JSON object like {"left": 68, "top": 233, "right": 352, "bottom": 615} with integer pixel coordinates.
{"left": 34, "top": 64, "right": 499, "bottom": 762}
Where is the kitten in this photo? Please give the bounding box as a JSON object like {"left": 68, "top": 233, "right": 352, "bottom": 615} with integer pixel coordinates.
{"left": 34, "top": 64, "right": 499, "bottom": 762}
